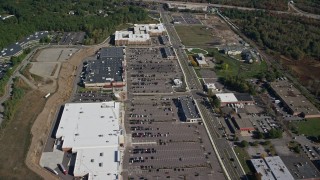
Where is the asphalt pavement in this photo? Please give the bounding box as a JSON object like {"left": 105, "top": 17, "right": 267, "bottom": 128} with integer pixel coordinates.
{"left": 160, "top": 8, "right": 247, "bottom": 180}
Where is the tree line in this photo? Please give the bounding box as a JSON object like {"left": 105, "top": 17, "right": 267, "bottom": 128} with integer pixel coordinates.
{"left": 295, "top": 0, "right": 320, "bottom": 15}
{"left": 0, "top": 51, "right": 27, "bottom": 97}
{"left": 0, "top": 0, "right": 148, "bottom": 49}
{"left": 222, "top": 9, "right": 320, "bottom": 61}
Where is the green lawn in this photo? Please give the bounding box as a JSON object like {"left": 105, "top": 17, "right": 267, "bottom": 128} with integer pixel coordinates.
{"left": 234, "top": 146, "right": 251, "bottom": 173}
{"left": 175, "top": 25, "right": 213, "bottom": 47}
{"left": 207, "top": 48, "right": 268, "bottom": 79}
{"left": 194, "top": 68, "right": 202, "bottom": 78}
{"left": 189, "top": 48, "right": 208, "bottom": 55}
{"left": 293, "top": 118, "right": 320, "bottom": 137}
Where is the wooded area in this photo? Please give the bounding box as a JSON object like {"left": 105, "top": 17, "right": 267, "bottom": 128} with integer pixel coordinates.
{"left": 222, "top": 9, "right": 320, "bottom": 61}
{"left": 295, "top": 0, "right": 320, "bottom": 15}
{"left": 0, "top": 0, "right": 147, "bottom": 49}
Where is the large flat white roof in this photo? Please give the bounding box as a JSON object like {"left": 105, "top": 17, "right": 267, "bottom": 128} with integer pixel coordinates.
{"left": 74, "top": 147, "right": 119, "bottom": 180}
{"left": 251, "top": 157, "right": 295, "bottom": 180}
{"left": 115, "top": 31, "right": 150, "bottom": 42}
{"left": 55, "top": 102, "right": 120, "bottom": 152}
{"left": 133, "top": 24, "right": 165, "bottom": 34}
{"left": 216, "top": 93, "right": 238, "bottom": 103}
{"left": 264, "top": 156, "right": 294, "bottom": 180}
{"left": 115, "top": 24, "right": 165, "bottom": 42}
{"left": 56, "top": 102, "right": 121, "bottom": 179}
{"left": 251, "top": 159, "right": 275, "bottom": 180}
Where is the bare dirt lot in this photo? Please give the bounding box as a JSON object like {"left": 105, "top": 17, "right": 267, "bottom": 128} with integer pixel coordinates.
{"left": 26, "top": 47, "right": 81, "bottom": 94}
{"left": 199, "top": 14, "right": 242, "bottom": 46}
{"left": 30, "top": 62, "right": 61, "bottom": 78}
{"left": 0, "top": 79, "right": 45, "bottom": 180}
{"left": 35, "top": 48, "right": 79, "bottom": 62}
{"left": 25, "top": 45, "right": 101, "bottom": 179}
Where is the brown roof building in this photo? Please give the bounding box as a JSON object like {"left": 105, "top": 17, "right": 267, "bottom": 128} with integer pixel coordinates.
{"left": 270, "top": 80, "right": 320, "bottom": 118}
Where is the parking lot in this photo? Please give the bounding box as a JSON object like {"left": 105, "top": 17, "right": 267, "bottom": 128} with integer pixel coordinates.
{"left": 53, "top": 32, "right": 85, "bottom": 45}
{"left": 123, "top": 96, "right": 225, "bottom": 180}
{"left": 172, "top": 14, "right": 202, "bottom": 25}
{"left": 126, "top": 48, "right": 182, "bottom": 94}
{"left": 72, "top": 90, "right": 114, "bottom": 103}
{"left": 249, "top": 113, "right": 280, "bottom": 134}
{"left": 199, "top": 69, "right": 217, "bottom": 79}
{"left": 0, "top": 62, "right": 13, "bottom": 79}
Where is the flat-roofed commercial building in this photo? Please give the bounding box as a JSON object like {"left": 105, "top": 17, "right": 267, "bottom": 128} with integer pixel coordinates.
{"left": 270, "top": 80, "right": 320, "bottom": 118}
{"left": 203, "top": 78, "right": 218, "bottom": 91}
{"left": 264, "top": 156, "right": 294, "bottom": 180}
{"left": 216, "top": 93, "right": 254, "bottom": 107}
{"left": 100, "top": 47, "right": 125, "bottom": 59}
{"left": 115, "top": 24, "right": 165, "bottom": 46}
{"left": 133, "top": 24, "right": 165, "bottom": 36}
{"left": 251, "top": 159, "right": 275, "bottom": 180}
{"left": 195, "top": 53, "right": 208, "bottom": 67}
{"left": 160, "top": 47, "right": 175, "bottom": 59}
{"left": 231, "top": 113, "right": 255, "bottom": 135}
{"left": 83, "top": 57, "right": 125, "bottom": 88}
{"left": 115, "top": 31, "right": 151, "bottom": 46}
{"left": 83, "top": 47, "right": 125, "bottom": 88}
{"left": 216, "top": 93, "right": 238, "bottom": 107}
{"left": 55, "top": 102, "right": 122, "bottom": 179}
{"left": 251, "top": 156, "right": 294, "bottom": 180}
{"left": 176, "top": 96, "right": 201, "bottom": 123}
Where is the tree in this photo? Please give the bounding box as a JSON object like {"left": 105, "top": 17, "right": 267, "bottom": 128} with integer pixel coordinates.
{"left": 256, "top": 131, "right": 264, "bottom": 139}
{"left": 211, "top": 95, "right": 221, "bottom": 108}
{"left": 233, "top": 136, "right": 239, "bottom": 141}
{"left": 191, "top": 60, "right": 198, "bottom": 67}
{"left": 268, "top": 128, "right": 283, "bottom": 139}
{"left": 263, "top": 140, "right": 271, "bottom": 145}
{"left": 240, "top": 140, "right": 249, "bottom": 148}
{"left": 254, "top": 172, "right": 262, "bottom": 180}
{"left": 222, "top": 63, "right": 229, "bottom": 71}
{"left": 293, "top": 145, "right": 300, "bottom": 153}
{"left": 251, "top": 141, "right": 259, "bottom": 146}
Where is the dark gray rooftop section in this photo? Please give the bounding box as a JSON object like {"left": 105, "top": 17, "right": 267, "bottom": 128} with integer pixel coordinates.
{"left": 160, "top": 47, "right": 174, "bottom": 58}
{"left": 234, "top": 93, "right": 254, "bottom": 102}
{"left": 281, "top": 156, "right": 320, "bottom": 179}
{"left": 178, "top": 96, "right": 200, "bottom": 120}
{"left": 159, "top": 35, "right": 168, "bottom": 45}
{"left": 100, "top": 47, "right": 124, "bottom": 58}
{"left": 84, "top": 57, "right": 123, "bottom": 83}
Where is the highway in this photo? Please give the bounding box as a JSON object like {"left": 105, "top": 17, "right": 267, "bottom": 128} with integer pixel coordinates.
{"left": 160, "top": 8, "right": 247, "bottom": 180}
{"left": 160, "top": 8, "right": 202, "bottom": 91}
